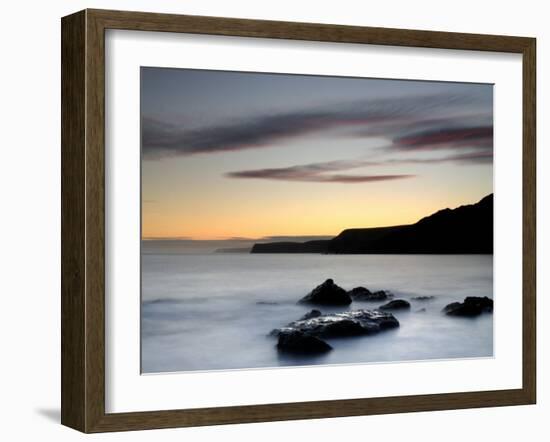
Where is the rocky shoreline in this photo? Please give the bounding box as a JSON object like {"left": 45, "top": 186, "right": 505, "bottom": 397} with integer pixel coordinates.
{"left": 271, "top": 278, "right": 493, "bottom": 355}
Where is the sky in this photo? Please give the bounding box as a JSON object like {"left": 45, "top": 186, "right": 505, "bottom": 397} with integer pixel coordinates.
{"left": 141, "top": 67, "right": 493, "bottom": 240}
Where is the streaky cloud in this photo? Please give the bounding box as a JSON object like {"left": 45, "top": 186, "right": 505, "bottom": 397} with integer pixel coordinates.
{"left": 312, "top": 174, "right": 415, "bottom": 183}
{"left": 226, "top": 160, "right": 414, "bottom": 183}
{"left": 392, "top": 126, "right": 493, "bottom": 151}
{"left": 225, "top": 150, "right": 492, "bottom": 184}
{"left": 227, "top": 168, "right": 414, "bottom": 183}
{"left": 382, "top": 150, "right": 493, "bottom": 165}
{"left": 142, "top": 92, "right": 492, "bottom": 158}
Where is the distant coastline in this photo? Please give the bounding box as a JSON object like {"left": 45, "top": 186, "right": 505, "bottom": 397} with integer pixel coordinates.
{"left": 251, "top": 194, "right": 493, "bottom": 255}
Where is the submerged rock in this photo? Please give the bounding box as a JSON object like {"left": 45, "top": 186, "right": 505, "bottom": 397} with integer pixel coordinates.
{"left": 443, "top": 297, "right": 493, "bottom": 317}
{"left": 348, "top": 287, "right": 393, "bottom": 302}
{"left": 411, "top": 296, "right": 435, "bottom": 301}
{"left": 299, "top": 279, "right": 352, "bottom": 306}
{"left": 277, "top": 331, "right": 333, "bottom": 354}
{"left": 272, "top": 309, "right": 399, "bottom": 340}
{"left": 379, "top": 299, "right": 411, "bottom": 310}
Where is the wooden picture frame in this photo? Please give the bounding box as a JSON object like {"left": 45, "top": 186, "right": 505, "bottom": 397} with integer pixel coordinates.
{"left": 61, "top": 8, "right": 536, "bottom": 433}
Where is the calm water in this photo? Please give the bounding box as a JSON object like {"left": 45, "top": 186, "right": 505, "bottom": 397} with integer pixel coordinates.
{"left": 141, "top": 248, "right": 493, "bottom": 373}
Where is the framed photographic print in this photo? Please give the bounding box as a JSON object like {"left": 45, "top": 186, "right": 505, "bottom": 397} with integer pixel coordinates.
{"left": 61, "top": 9, "right": 536, "bottom": 433}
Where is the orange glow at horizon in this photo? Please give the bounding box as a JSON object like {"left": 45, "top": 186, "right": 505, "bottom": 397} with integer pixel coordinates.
{"left": 141, "top": 188, "right": 490, "bottom": 240}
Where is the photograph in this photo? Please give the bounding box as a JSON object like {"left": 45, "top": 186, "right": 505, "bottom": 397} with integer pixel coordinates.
{"left": 140, "top": 67, "right": 494, "bottom": 374}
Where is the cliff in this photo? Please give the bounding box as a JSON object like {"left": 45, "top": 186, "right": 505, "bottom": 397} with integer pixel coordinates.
{"left": 250, "top": 194, "right": 493, "bottom": 254}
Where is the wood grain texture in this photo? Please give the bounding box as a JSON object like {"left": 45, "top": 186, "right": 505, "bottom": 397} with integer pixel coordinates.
{"left": 522, "top": 38, "right": 537, "bottom": 402}
{"left": 60, "top": 8, "right": 537, "bottom": 433}
{"left": 84, "top": 9, "right": 107, "bottom": 433}
{"left": 61, "top": 10, "right": 86, "bottom": 432}
{"left": 89, "top": 8, "right": 533, "bottom": 52}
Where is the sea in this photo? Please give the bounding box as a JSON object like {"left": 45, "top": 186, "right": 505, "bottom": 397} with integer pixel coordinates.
{"left": 141, "top": 241, "right": 493, "bottom": 373}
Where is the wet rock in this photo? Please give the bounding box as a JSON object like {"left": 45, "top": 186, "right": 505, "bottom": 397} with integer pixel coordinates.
{"left": 348, "top": 286, "right": 371, "bottom": 298}
{"left": 300, "top": 309, "right": 322, "bottom": 320}
{"left": 372, "top": 290, "right": 394, "bottom": 300}
{"left": 299, "top": 279, "right": 352, "bottom": 306}
{"left": 443, "top": 302, "right": 461, "bottom": 312}
{"left": 379, "top": 299, "right": 411, "bottom": 310}
{"left": 348, "top": 287, "right": 393, "bottom": 301}
{"left": 320, "top": 319, "right": 366, "bottom": 337}
{"left": 411, "top": 296, "right": 435, "bottom": 301}
{"left": 443, "top": 297, "right": 493, "bottom": 317}
{"left": 272, "top": 309, "right": 399, "bottom": 339}
{"left": 277, "top": 331, "right": 332, "bottom": 354}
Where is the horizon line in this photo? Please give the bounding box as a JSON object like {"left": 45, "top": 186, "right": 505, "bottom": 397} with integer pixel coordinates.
{"left": 141, "top": 234, "right": 336, "bottom": 242}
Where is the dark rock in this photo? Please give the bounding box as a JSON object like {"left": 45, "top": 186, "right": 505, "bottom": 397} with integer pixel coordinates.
{"left": 416, "top": 308, "right": 427, "bottom": 313}
{"left": 443, "top": 302, "right": 462, "bottom": 313}
{"left": 348, "top": 286, "right": 372, "bottom": 298}
{"left": 411, "top": 296, "right": 435, "bottom": 301}
{"left": 272, "top": 309, "right": 399, "bottom": 339}
{"left": 372, "top": 290, "right": 394, "bottom": 300}
{"left": 299, "top": 279, "right": 352, "bottom": 305}
{"left": 321, "top": 319, "right": 366, "bottom": 337}
{"left": 277, "top": 331, "right": 332, "bottom": 354}
{"left": 379, "top": 299, "right": 411, "bottom": 310}
{"left": 348, "top": 287, "right": 393, "bottom": 301}
{"left": 443, "top": 297, "right": 493, "bottom": 317}
{"left": 467, "top": 296, "right": 494, "bottom": 311}
{"left": 300, "top": 309, "right": 322, "bottom": 320}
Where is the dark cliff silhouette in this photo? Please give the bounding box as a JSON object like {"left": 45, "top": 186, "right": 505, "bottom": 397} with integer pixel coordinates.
{"left": 250, "top": 194, "right": 493, "bottom": 254}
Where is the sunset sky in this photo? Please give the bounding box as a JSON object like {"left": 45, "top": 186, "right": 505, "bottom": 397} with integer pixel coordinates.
{"left": 141, "top": 67, "right": 493, "bottom": 240}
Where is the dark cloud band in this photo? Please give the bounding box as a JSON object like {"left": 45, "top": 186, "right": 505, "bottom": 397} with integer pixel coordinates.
{"left": 142, "top": 92, "right": 492, "bottom": 158}
{"left": 392, "top": 126, "right": 493, "bottom": 151}
{"left": 226, "top": 169, "right": 414, "bottom": 184}
{"left": 225, "top": 151, "right": 492, "bottom": 184}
